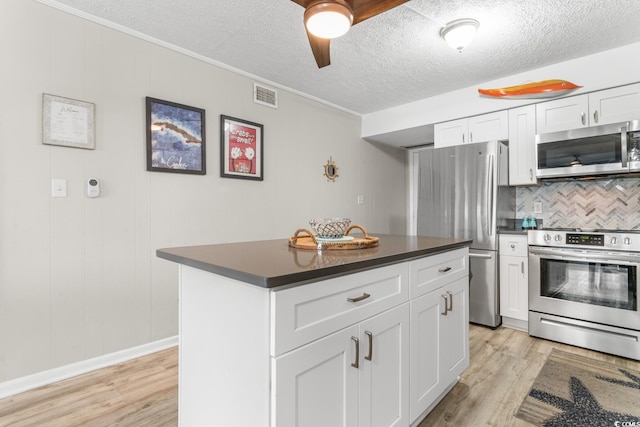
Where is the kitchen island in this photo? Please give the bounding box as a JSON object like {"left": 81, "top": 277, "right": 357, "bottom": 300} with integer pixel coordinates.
{"left": 157, "top": 234, "right": 471, "bottom": 427}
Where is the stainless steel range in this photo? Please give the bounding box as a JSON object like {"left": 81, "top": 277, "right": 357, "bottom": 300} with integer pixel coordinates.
{"left": 528, "top": 228, "right": 640, "bottom": 360}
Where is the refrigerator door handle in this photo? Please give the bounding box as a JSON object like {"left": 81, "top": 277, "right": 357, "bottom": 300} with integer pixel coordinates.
{"left": 486, "top": 154, "right": 495, "bottom": 237}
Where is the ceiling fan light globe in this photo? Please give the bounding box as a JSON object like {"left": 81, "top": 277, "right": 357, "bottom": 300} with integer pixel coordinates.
{"left": 440, "top": 19, "right": 479, "bottom": 51}
{"left": 304, "top": 1, "right": 353, "bottom": 39}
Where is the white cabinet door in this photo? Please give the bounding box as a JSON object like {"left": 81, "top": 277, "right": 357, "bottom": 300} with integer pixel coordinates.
{"left": 273, "top": 325, "right": 359, "bottom": 427}
{"left": 440, "top": 277, "right": 469, "bottom": 383}
{"left": 409, "top": 289, "right": 444, "bottom": 421}
{"left": 468, "top": 110, "right": 508, "bottom": 143}
{"left": 359, "top": 304, "right": 410, "bottom": 427}
{"left": 589, "top": 83, "right": 640, "bottom": 125}
{"left": 537, "top": 83, "right": 640, "bottom": 134}
{"left": 499, "top": 255, "right": 528, "bottom": 321}
{"left": 508, "top": 105, "right": 537, "bottom": 185}
{"left": 435, "top": 112, "right": 508, "bottom": 148}
{"left": 434, "top": 118, "right": 467, "bottom": 148}
{"left": 409, "top": 277, "right": 469, "bottom": 423}
{"left": 499, "top": 234, "right": 529, "bottom": 323}
{"left": 536, "top": 95, "right": 589, "bottom": 133}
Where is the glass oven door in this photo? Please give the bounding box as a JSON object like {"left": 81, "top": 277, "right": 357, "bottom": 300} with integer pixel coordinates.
{"left": 540, "top": 257, "right": 636, "bottom": 310}
{"left": 529, "top": 247, "right": 640, "bottom": 330}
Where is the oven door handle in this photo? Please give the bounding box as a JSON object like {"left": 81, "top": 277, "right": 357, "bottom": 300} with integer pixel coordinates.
{"left": 529, "top": 247, "right": 640, "bottom": 264}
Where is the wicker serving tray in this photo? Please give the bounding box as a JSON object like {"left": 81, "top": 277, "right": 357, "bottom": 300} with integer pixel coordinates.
{"left": 288, "top": 225, "right": 379, "bottom": 250}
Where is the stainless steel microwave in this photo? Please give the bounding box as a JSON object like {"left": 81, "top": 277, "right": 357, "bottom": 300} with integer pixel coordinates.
{"left": 535, "top": 120, "right": 640, "bottom": 179}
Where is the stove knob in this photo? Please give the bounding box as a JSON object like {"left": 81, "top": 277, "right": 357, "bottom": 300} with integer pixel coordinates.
{"left": 544, "top": 233, "right": 551, "bottom": 242}
{"left": 624, "top": 237, "right": 631, "bottom": 245}
{"left": 610, "top": 236, "right": 618, "bottom": 244}
{"left": 554, "top": 234, "right": 562, "bottom": 242}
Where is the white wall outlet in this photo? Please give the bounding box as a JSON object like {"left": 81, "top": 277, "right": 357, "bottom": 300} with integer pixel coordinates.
{"left": 357, "top": 195, "right": 365, "bottom": 205}
{"left": 533, "top": 201, "right": 543, "bottom": 213}
{"left": 51, "top": 179, "right": 67, "bottom": 197}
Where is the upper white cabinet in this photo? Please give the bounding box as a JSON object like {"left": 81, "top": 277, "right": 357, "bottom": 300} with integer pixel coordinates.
{"left": 508, "top": 105, "right": 537, "bottom": 186}
{"left": 536, "top": 83, "right": 640, "bottom": 134}
{"left": 434, "top": 111, "right": 508, "bottom": 148}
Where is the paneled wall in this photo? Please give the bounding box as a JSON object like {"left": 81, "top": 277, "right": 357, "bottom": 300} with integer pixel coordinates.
{"left": 0, "top": 0, "right": 407, "bottom": 382}
{"left": 516, "top": 177, "right": 640, "bottom": 230}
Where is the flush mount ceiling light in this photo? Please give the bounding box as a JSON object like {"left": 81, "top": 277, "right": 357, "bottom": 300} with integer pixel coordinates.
{"left": 440, "top": 18, "right": 480, "bottom": 52}
{"left": 304, "top": 0, "right": 354, "bottom": 39}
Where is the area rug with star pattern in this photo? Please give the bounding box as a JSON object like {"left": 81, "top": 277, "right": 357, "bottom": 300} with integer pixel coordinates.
{"left": 515, "top": 348, "right": 640, "bottom": 426}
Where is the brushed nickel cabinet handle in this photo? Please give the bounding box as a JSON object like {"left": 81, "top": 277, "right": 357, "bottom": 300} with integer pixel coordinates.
{"left": 581, "top": 112, "right": 586, "bottom": 125}
{"left": 462, "top": 133, "right": 465, "bottom": 144}
{"left": 439, "top": 266, "right": 452, "bottom": 273}
{"left": 441, "top": 295, "right": 449, "bottom": 315}
{"left": 521, "top": 261, "right": 525, "bottom": 274}
{"left": 594, "top": 110, "right": 599, "bottom": 123}
{"left": 365, "top": 331, "right": 373, "bottom": 361}
{"left": 347, "top": 293, "right": 371, "bottom": 303}
{"left": 351, "top": 336, "right": 359, "bottom": 369}
{"left": 470, "top": 131, "right": 473, "bottom": 143}
{"left": 447, "top": 291, "right": 453, "bottom": 311}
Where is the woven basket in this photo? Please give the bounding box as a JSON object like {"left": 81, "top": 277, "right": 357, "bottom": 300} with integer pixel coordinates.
{"left": 309, "top": 218, "right": 351, "bottom": 238}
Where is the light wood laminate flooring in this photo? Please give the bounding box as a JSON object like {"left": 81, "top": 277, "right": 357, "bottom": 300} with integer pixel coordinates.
{"left": 1, "top": 325, "right": 639, "bottom": 426}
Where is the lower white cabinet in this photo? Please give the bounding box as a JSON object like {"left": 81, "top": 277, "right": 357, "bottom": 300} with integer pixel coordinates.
{"left": 177, "top": 247, "right": 469, "bottom": 427}
{"left": 499, "top": 234, "right": 529, "bottom": 328}
{"left": 273, "top": 304, "right": 410, "bottom": 427}
{"left": 409, "top": 277, "right": 469, "bottom": 422}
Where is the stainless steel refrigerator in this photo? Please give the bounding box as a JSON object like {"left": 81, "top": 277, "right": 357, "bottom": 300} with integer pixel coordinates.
{"left": 416, "top": 141, "right": 515, "bottom": 328}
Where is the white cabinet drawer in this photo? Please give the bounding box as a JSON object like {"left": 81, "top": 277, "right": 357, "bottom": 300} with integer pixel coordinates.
{"left": 499, "top": 234, "right": 528, "bottom": 257}
{"left": 409, "top": 248, "right": 468, "bottom": 299}
{"left": 271, "top": 263, "right": 409, "bottom": 356}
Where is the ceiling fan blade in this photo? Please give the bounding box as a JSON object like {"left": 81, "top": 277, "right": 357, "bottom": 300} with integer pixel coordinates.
{"left": 352, "top": 0, "right": 409, "bottom": 25}
{"left": 306, "top": 29, "right": 331, "bottom": 68}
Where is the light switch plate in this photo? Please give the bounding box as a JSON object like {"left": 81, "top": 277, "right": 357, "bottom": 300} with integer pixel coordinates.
{"left": 52, "top": 179, "right": 67, "bottom": 197}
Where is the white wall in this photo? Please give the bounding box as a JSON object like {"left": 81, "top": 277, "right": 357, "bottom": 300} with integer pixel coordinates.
{"left": 0, "top": 0, "right": 407, "bottom": 383}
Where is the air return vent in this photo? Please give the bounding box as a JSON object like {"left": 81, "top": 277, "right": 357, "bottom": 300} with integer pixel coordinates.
{"left": 253, "top": 83, "right": 278, "bottom": 109}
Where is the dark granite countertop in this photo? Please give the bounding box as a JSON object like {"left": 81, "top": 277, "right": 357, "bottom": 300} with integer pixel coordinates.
{"left": 157, "top": 234, "right": 471, "bottom": 289}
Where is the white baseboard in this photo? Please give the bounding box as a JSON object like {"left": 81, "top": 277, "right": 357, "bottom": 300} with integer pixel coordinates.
{"left": 0, "top": 336, "right": 178, "bottom": 400}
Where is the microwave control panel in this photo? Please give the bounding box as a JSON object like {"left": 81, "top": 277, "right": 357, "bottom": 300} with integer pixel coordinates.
{"left": 566, "top": 233, "right": 604, "bottom": 246}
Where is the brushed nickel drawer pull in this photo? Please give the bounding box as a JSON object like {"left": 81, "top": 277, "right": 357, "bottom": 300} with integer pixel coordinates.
{"left": 439, "top": 266, "right": 452, "bottom": 273}
{"left": 351, "top": 336, "right": 359, "bottom": 369}
{"left": 441, "top": 295, "right": 449, "bottom": 315}
{"left": 447, "top": 291, "right": 454, "bottom": 311}
{"left": 365, "top": 331, "right": 373, "bottom": 361}
{"left": 347, "top": 293, "right": 371, "bottom": 303}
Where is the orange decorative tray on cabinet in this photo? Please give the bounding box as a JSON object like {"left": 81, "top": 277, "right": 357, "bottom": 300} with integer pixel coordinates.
{"left": 288, "top": 225, "right": 379, "bottom": 250}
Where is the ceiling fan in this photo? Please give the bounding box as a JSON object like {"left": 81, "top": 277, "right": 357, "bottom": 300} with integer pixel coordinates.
{"left": 291, "top": 0, "right": 409, "bottom": 68}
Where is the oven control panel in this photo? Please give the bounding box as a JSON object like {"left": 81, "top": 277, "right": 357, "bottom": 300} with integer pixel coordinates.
{"left": 566, "top": 233, "right": 604, "bottom": 246}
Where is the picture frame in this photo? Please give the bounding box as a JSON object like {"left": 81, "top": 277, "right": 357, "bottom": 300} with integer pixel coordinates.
{"left": 220, "top": 115, "right": 264, "bottom": 181}
{"left": 42, "top": 93, "right": 96, "bottom": 149}
{"left": 146, "top": 97, "right": 206, "bottom": 175}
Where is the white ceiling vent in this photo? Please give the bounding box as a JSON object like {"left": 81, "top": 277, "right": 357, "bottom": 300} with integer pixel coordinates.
{"left": 254, "top": 83, "right": 278, "bottom": 109}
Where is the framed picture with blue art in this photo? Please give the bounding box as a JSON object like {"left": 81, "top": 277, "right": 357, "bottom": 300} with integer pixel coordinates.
{"left": 146, "top": 97, "right": 206, "bottom": 175}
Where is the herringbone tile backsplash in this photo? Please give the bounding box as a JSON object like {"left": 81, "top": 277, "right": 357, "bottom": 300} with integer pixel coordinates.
{"left": 516, "top": 177, "right": 640, "bottom": 230}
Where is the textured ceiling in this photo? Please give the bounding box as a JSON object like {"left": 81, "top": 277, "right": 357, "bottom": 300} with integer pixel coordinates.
{"left": 43, "top": 0, "right": 640, "bottom": 115}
